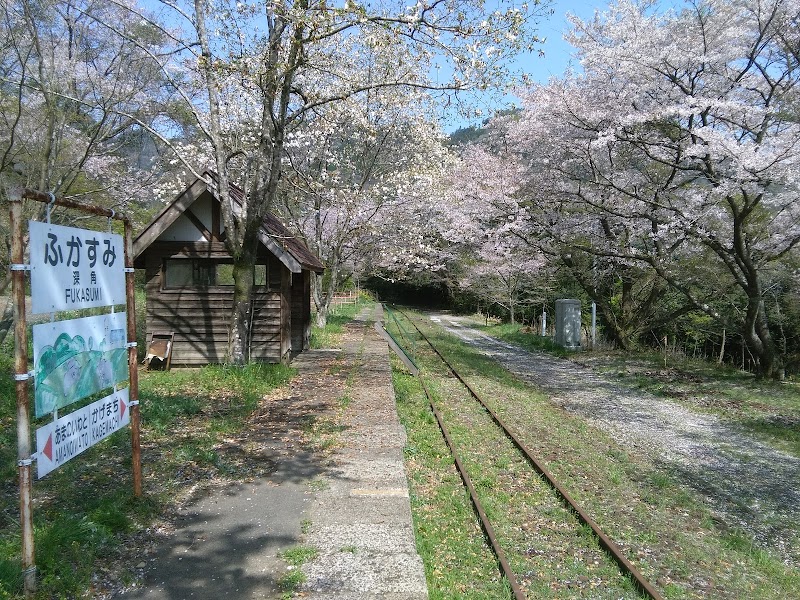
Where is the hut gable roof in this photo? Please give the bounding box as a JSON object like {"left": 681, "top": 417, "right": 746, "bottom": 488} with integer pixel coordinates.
{"left": 134, "top": 172, "right": 324, "bottom": 273}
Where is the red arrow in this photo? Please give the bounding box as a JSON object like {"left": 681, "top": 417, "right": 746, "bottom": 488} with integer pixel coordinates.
{"left": 43, "top": 434, "right": 53, "bottom": 462}
{"left": 120, "top": 397, "right": 127, "bottom": 420}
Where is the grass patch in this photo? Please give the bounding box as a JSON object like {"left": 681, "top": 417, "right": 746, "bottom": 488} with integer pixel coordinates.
{"left": 308, "top": 477, "right": 329, "bottom": 491}
{"left": 392, "top": 367, "right": 513, "bottom": 599}
{"left": 338, "top": 393, "right": 352, "bottom": 409}
{"left": 277, "top": 545, "right": 318, "bottom": 597}
{"left": 277, "top": 569, "right": 306, "bottom": 596}
{"left": 309, "top": 294, "right": 370, "bottom": 349}
{"left": 142, "top": 362, "right": 296, "bottom": 423}
{"left": 479, "top": 322, "right": 572, "bottom": 357}
{"left": 279, "top": 545, "right": 319, "bottom": 566}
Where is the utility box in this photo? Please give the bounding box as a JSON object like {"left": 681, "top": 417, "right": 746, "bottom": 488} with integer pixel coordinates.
{"left": 555, "top": 299, "right": 582, "bottom": 349}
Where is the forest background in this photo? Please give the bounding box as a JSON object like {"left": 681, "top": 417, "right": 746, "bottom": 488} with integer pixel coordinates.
{"left": 0, "top": 0, "right": 798, "bottom": 379}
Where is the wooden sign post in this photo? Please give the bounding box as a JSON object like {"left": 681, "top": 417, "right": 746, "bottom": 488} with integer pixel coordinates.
{"left": 8, "top": 188, "right": 142, "bottom": 597}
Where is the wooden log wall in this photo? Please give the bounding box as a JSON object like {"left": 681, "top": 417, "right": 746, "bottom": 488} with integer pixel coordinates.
{"left": 144, "top": 252, "right": 286, "bottom": 365}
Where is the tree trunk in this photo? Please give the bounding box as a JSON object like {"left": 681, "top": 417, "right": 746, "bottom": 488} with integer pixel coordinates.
{"left": 729, "top": 227, "right": 782, "bottom": 377}
{"left": 562, "top": 256, "right": 640, "bottom": 350}
{"left": 313, "top": 280, "right": 335, "bottom": 329}
{"left": 742, "top": 293, "right": 781, "bottom": 379}
{"left": 315, "top": 302, "right": 329, "bottom": 329}
{"left": 313, "top": 261, "right": 339, "bottom": 329}
{"left": 227, "top": 239, "right": 257, "bottom": 365}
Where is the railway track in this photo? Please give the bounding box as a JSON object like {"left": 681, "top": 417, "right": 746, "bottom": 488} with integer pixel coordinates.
{"left": 384, "top": 306, "right": 663, "bottom": 600}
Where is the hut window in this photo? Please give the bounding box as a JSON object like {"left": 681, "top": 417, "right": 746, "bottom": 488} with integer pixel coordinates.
{"left": 164, "top": 259, "right": 269, "bottom": 288}
{"left": 164, "top": 259, "right": 214, "bottom": 287}
{"left": 255, "top": 264, "right": 267, "bottom": 286}
{"left": 216, "top": 263, "right": 234, "bottom": 285}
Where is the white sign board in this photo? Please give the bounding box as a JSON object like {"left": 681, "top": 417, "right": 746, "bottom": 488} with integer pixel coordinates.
{"left": 35, "top": 388, "right": 130, "bottom": 479}
{"left": 29, "top": 221, "right": 126, "bottom": 314}
{"left": 32, "top": 313, "right": 128, "bottom": 417}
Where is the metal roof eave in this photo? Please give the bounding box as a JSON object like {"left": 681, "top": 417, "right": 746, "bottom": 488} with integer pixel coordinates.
{"left": 257, "top": 229, "right": 303, "bottom": 274}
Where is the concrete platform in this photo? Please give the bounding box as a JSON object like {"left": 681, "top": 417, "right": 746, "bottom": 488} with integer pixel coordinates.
{"left": 299, "top": 304, "right": 428, "bottom": 599}
{"left": 120, "top": 304, "right": 427, "bottom": 599}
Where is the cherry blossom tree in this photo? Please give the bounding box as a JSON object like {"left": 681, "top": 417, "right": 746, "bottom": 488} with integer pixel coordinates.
{"left": 279, "top": 80, "right": 450, "bottom": 326}
{"left": 440, "top": 142, "right": 547, "bottom": 323}
{"left": 460, "top": 235, "right": 544, "bottom": 325}
{"left": 481, "top": 98, "right": 698, "bottom": 349}
{"left": 0, "top": 0, "right": 179, "bottom": 344}
{"left": 139, "top": 0, "right": 553, "bottom": 363}
{"left": 507, "top": 0, "right": 800, "bottom": 376}
{"left": 0, "top": 0, "right": 177, "bottom": 202}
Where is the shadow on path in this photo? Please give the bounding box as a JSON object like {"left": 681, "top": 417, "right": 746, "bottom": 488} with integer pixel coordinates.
{"left": 120, "top": 349, "right": 346, "bottom": 599}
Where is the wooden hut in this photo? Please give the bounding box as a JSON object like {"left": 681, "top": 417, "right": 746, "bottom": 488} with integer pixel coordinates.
{"left": 133, "top": 173, "right": 324, "bottom": 366}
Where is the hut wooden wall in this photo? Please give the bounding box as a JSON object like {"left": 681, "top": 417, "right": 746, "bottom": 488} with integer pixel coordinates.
{"left": 144, "top": 248, "right": 288, "bottom": 365}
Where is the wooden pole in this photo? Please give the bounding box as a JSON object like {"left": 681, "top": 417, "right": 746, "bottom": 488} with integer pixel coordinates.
{"left": 9, "top": 191, "right": 36, "bottom": 597}
{"left": 124, "top": 220, "right": 143, "bottom": 497}
{"left": 7, "top": 188, "right": 144, "bottom": 593}
{"left": 20, "top": 188, "right": 124, "bottom": 218}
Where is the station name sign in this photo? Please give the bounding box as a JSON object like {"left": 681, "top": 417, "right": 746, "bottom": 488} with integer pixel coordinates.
{"left": 29, "top": 221, "right": 126, "bottom": 314}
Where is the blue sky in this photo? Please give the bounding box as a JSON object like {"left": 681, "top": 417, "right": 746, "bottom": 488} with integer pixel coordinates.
{"left": 450, "top": 0, "right": 612, "bottom": 130}
{"left": 520, "top": 0, "right": 611, "bottom": 85}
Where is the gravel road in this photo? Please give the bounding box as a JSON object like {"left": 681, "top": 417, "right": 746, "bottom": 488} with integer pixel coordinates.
{"left": 429, "top": 314, "right": 800, "bottom": 566}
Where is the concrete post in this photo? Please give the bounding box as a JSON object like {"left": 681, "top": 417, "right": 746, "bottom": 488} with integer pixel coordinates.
{"left": 555, "top": 299, "right": 581, "bottom": 349}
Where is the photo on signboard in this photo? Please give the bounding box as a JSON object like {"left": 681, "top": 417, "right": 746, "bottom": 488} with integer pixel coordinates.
{"left": 33, "top": 313, "right": 128, "bottom": 417}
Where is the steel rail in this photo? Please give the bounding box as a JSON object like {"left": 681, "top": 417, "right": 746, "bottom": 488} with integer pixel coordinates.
{"left": 396, "top": 308, "right": 664, "bottom": 600}
{"left": 416, "top": 369, "right": 526, "bottom": 600}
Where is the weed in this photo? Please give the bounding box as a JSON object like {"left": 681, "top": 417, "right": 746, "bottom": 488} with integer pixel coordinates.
{"left": 89, "top": 500, "right": 132, "bottom": 534}
{"left": 279, "top": 545, "right": 319, "bottom": 566}
{"left": 338, "top": 393, "right": 352, "bottom": 409}
{"left": 308, "top": 477, "right": 329, "bottom": 491}
{"left": 648, "top": 472, "right": 673, "bottom": 490}
{"left": 0, "top": 557, "right": 22, "bottom": 598}
{"left": 277, "top": 568, "right": 306, "bottom": 596}
{"left": 277, "top": 545, "right": 318, "bottom": 597}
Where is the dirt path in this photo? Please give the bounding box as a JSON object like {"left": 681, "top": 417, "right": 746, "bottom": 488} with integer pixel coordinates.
{"left": 429, "top": 314, "right": 800, "bottom": 566}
